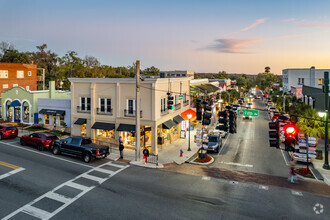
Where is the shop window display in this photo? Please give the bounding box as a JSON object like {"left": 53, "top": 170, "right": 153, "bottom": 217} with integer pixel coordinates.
{"left": 96, "top": 129, "right": 115, "bottom": 138}
{"left": 81, "top": 124, "right": 86, "bottom": 136}
{"left": 44, "top": 114, "right": 49, "bottom": 124}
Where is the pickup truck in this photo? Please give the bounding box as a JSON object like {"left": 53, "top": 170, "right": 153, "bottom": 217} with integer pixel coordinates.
{"left": 52, "top": 136, "right": 110, "bottom": 163}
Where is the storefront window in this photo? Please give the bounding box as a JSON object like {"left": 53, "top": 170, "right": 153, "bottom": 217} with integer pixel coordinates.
{"left": 121, "top": 131, "right": 136, "bottom": 146}
{"left": 44, "top": 114, "right": 49, "bottom": 124}
{"left": 60, "top": 115, "right": 65, "bottom": 126}
{"left": 81, "top": 124, "right": 86, "bottom": 136}
{"left": 96, "top": 129, "right": 115, "bottom": 138}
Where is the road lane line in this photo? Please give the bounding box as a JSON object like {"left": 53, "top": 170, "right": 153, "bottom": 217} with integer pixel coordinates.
{"left": 2, "top": 162, "right": 129, "bottom": 220}
{"left": 0, "top": 167, "right": 25, "bottom": 180}
{"left": 46, "top": 192, "right": 71, "bottom": 204}
{"left": 81, "top": 174, "right": 104, "bottom": 183}
{"left": 0, "top": 161, "right": 21, "bottom": 169}
{"left": 291, "top": 190, "right": 303, "bottom": 196}
{"left": 202, "top": 176, "right": 211, "bottom": 181}
{"left": 281, "top": 149, "right": 290, "bottom": 166}
{"left": 218, "top": 133, "right": 231, "bottom": 156}
{"left": 259, "top": 185, "right": 269, "bottom": 190}
{"left": 219, "top": 161, "right": 253, "bottom": 167}
{"left": 0, "top": 141, "right": 95, "bottom": 169}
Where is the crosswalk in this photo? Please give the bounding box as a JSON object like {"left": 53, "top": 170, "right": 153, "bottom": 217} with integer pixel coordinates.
{"left": 3, "top": 161, "right": 129, "bottom": 220}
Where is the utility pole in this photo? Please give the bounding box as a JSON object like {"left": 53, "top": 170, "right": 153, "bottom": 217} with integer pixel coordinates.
{"left": 323, "top": 71, "right": 330, "bottom": 169}
{"left": 135, "top": 60, "right": 141, "bottom": 161}
{"left": 37, "top": 68, "right": 46, "bottom": 90}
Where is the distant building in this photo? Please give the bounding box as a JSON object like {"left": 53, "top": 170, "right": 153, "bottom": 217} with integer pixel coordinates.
{"left": 290, "top": 86, "right": 302, "bottom": 99}
{"left": 160, "top": 70, "right": 194, "bottom": 78}
{"left": 282, "top": 67, "right": 330, "bottom": 93}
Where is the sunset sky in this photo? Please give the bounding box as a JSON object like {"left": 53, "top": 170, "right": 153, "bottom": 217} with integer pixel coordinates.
{"left": 1, "top": 0, "right": 330, "bottom": 74}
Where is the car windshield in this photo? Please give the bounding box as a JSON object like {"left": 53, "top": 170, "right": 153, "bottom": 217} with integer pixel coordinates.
{"left": 6, "top": 127, "right": 17, "bottom": 130}
{"left": 46, "top": 136, "right": 58, "bottom": 140}
{"left": 208, "top": 136, "right": 218, "bottom": 142}
{"left": 248, "top": 103, "right": 252, "bottom": 105}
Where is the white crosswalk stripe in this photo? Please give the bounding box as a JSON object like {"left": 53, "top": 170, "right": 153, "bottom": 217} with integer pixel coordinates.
{"left": 2, "top": 162, "right": 129, "bottom": 220}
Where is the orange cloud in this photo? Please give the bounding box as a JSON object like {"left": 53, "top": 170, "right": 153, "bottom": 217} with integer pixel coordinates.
{"left": 206, "top": 38, "right": 263, "bottom": 53}
{"left": 240, "top": 18, "right": 268, "bottom": 32}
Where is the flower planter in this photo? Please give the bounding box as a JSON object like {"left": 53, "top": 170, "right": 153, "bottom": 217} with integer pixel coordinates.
{"left": 296, "top": 168, "right": 315, "bottom": 179}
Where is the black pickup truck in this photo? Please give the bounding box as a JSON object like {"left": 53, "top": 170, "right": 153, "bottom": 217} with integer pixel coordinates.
{"left": 52, "top": 136, "right": 110, "bottom": 163}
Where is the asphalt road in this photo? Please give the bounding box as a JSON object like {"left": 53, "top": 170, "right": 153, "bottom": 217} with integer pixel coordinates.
{"left": 210, "top": 98, "right": 290, "bottom": 177}
{"left": 0, "top": 125, "right": 329, "bottom": 219}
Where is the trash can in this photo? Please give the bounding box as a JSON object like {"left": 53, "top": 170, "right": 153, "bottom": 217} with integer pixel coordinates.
{"left": 198, "top": 148, "right": 207, "bottom": 159}
{"left": 316, "top": 150, "right": 323, "bottom": 160}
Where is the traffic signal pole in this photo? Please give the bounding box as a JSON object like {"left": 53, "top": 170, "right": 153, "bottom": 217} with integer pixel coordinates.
{"left": 135, "top": 60, "right": 141, "bottom": 161}
{"left": 323, "top": 72, "right": 330, "bottom": 170}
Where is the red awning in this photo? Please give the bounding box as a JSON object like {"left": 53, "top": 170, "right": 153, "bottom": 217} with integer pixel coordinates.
{"left": 181, "top": 109, "right": 196, "bottom": 120}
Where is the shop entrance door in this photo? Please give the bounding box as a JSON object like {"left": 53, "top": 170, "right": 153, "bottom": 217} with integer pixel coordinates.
{"left": 52, "top": 116, "right": 57, "bottom": 129}
{"left": 14, "top": 107, "right": 21, "bottom": 123}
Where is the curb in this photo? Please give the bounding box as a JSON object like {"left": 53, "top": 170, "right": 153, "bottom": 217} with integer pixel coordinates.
{"left": 189, "top": 155, "right": 214, "bottom": 166}
{"left": 129, "top": 160, "right": 164, "bottom": 169}
{"left": 296, "top": 174, "right": 321, "bottom": 183}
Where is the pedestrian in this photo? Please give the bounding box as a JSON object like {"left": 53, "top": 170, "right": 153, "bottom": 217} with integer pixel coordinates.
{"left": 143, "top": 146, "right": 149, "bottom": 164}
{"left": 289, "top": 160, "right": 298, "bottom": 183}
{"left": 119, "top": 136, "right": 124, "bottom": 159}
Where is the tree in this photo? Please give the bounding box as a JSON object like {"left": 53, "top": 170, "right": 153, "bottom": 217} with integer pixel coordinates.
{"left": 0, "top": 49, "right": 30, "bottom": 64}
{"left": 143, "top": 66, "right": 160, "bottom": 75}
{"left": 0, "top": 41, "right": 14, "bottom": 59}
{"left": 215, "top": 71, "right": 228, "bottom": 79}
{"left": 297, "top": 109, "right": 324, "bottom": 137}
{"left": 265, "top": 66, "right": 270, "bottom": 73}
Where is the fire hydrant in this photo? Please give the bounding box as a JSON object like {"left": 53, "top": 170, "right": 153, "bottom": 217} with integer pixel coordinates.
{"left": 180, "top": 149, "right": 183, "bottom": 157}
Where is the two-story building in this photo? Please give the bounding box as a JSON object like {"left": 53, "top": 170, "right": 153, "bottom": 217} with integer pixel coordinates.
{"left": 0, "top": 63, "right": 37, "bottom": 118}
{"left": 69, "top": 78, "right": 191, "bottom": 154}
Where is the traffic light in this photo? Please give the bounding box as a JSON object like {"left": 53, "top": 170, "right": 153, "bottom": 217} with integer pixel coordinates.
{"left": 283, "top": 124, "right": 298, "bottom": 151}
{"left": 268, "top": 121, "right": 280, "bottom": 148}
{"left": 218, "top": 111, "right": 228, "bottom": 132}
{"left": 202, "top": 104, "right": 212, "bottom": 125}
{"left": 167, "top": 92, "right": 174, "bottom": 110}
{"left": 229, "top": 110, "right": 237, "bottom": 134}
{"left": 196, "top": 99, "right": 202, "bottom": 120}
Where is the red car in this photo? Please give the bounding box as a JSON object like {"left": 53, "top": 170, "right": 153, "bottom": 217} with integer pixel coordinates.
{"left": 20, "top": 132, "right": 59, "bottom": 151}
{"left": 0, "top": 124, "right": 18, "bottom": 140}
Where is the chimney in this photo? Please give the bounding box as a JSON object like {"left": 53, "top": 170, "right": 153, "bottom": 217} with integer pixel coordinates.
{"left": 49, "top": 81, "right": 55, "bottom": 99}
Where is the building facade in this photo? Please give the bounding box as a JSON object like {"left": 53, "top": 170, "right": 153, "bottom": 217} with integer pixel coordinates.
{"left": 1, "top": 81, "right": 70, "bottom": 125}
{"left": 69, "top": 78, "right": 191, "bottom": 154}
{"left": 160, "top": 70, "right": 194, "bottom": 78}
{"left": 282, "top": 67, "right": 330, "bottom": 93}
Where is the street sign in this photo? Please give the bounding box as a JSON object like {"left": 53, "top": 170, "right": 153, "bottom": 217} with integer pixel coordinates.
{"left": 178, "top": 95, "right": 183, "bottom": 100}
{"left": 237, "top": 109, "right": 259, "bottom": 117}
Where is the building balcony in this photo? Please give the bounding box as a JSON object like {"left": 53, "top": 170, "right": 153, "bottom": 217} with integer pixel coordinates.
{"left": 161, "top": 109, "right": 169, "bottom": 116}
{"left": 124, "top": 109, "right": 142, "bottom": 118}
{"left": 77, "top": 106, "right": 91, "bottom": 113}
{"left": 174, "top": 103, "right": 181, "bottom": 110}
{"left": 183, "top": 100, "right": 189, "bottom": 107}
{"left": 96, "top": 108, "right": 113, "bottom": 115}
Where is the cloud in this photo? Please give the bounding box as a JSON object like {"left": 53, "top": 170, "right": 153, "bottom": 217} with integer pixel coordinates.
{"left": 298, "top": 22, "right": 330, "bottom": 28}
{"left": 240, "top": 18, "right": 267, "bottom": 32}
{"left": 205, "top": 38, "right": 263, "bottom": 53}
{"left": 283, "top": 18, "right": 296, "bottom": 23}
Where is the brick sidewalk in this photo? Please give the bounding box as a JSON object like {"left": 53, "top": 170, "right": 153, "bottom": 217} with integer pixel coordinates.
{"left": 165, "top": 164, "right": 330, "bottom": 197}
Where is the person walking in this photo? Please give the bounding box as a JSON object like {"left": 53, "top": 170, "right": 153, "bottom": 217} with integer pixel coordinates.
{"left": 289, "top": 160, "right": 298, "bottom": 183}
{"left": 143, "top": 147, "right": 149, "bottom": 164}
{"left": 119, "top": 136, "right": 124, "bottom": 159}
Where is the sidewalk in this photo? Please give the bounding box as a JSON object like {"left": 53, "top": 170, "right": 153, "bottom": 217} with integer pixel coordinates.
{"left": 311, "top": 156, "right": 330, "bottom": 185}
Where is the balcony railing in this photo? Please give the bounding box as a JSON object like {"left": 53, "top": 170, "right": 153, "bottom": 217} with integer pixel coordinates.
{"left": 77, "top": 106, "right": 91, "bottom": 113}
{"left": 161, "top": 109, "right": 169, "bottom": 116}
{"left": 96, "top": 108, "right": 113, "bottom": 115}
{"left": 174, "top": 103, "right": 181, "bottom": 110}
{"left": 124, "top": 109, "right": 142, "bottom": 118}
{"left": 183, "top": 100, "right": 189, "bottom": 107}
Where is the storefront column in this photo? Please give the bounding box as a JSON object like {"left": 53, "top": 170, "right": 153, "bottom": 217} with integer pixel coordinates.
{"left": 151, "top": 125, "right": 158, "bottom": 155}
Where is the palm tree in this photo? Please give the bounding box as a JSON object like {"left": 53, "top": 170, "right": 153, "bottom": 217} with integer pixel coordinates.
{"left": 297, "top": 109, "right": 324, "bottom": 137}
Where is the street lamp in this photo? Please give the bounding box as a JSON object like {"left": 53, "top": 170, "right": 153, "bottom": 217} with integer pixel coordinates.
{"left": 187, "top": 113, "right": 192, "bottom": 151}
{"left": 318, "top": 112, "right": 326, "bottom": 118}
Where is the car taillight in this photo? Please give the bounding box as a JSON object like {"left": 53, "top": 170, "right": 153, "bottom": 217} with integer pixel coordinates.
{"left": 96, "top": 150, "right": 99, "bottom": 156}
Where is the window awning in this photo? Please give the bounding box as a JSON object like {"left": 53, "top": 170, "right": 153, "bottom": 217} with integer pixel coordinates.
{"left": 91, "top": 122, "right": 115, "bottom": 130}
{"left": 39, "top": 109, "right": 65, "bottom": 116}
{"left": 173, "top": 115, "right": 184, "bottom": 124}
{"left": 74, "top": 118, "right": 87, "bottom": 125}
{"left": 117, "top": 124, "right": 136, "bottom": 132}
{"left": 10, "top": 100, "right": 21, "bottom": 107}
{"left": 181, "top": 109, "right": 196, "bottom": 120}
{"left": 162, "top": 119, "right": 176, "bottom": 129}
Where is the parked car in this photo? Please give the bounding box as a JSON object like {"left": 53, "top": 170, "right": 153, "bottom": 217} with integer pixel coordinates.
{"left": 238, "top": 100, "right": 244, "bottom": 105}
{"left": 202, "top": 134, "right": 222, "bottom": 153}
{"left": 0, "top": 124, "right": 18, "bottom": 140}
{"left": 20, "top": 132, "right": 59, "bottom": 151}
{"left": 267, "top": 101, "right": 273, "bottom": 106}
{"left": 272, "top": 112, "right": 281, "bottom": 121}
{"left": 213, "top": 125, "right": 228, "bottom": 138}
{"left": 268, "top": 106, "right": 277, "bottom": 113}
{"left": 246, "top": 102, "right": 253, "bottom": 109}
{"left": 52, "top": 136, "right": 110, "bottom": 163}
{"left": 232, "top": 104, "right": 240, "bottom": 111}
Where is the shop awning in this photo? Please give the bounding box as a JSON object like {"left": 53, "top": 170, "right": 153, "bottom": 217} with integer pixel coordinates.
{"left": 74, "top": 118, "right": 87, "bottom": 125}
{"left": 173, "top": 115, "right": 184, "bottom": 124}
{"left": 10, "top": 100, "right": 21, "bottom": 107}
{"left": 181, "top": 109, "right": 196, "bottom": 120}
{"left": 39, "top": 109, "right": 65, "bottom": 116}
{"left": 162, "top": 119, "right": 176, "bottom": 129}
{"left": 91, "top": 122, "right": 115, "bottom": 130}
{"left": 117, "top": 124, "right": 136, "bottom": 132}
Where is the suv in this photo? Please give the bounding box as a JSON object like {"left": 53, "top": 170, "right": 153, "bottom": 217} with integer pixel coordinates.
{"left": 233, "top": 104, "right": 240, "bottom": 111}
{"left": 203, "top": 134, "right": 222, "bottom": 153}
{"left": 0, "top": 124, "right": 18, "bottom": 140}
{"left": 20, "top": 132, "right": 59, "bottom": 151}
{"left": 246, "top": 102, "right": 253, "bottom": 109}
{"left": 268, "top": 106, "right": 276, "bottom": 113}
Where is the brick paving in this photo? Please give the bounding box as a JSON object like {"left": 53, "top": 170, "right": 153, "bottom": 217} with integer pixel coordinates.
{"left": 165, "top": 163, "right": 330, "bottom": 197}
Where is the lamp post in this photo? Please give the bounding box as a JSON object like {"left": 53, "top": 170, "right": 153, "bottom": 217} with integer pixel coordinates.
{"left": 318, "top": 111, "right": 329, "bottom": 169}
{"left": 187, "top": 113, "right": 192, "bottom": 151}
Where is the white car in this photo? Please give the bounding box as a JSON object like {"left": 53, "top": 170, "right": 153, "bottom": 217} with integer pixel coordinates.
{"left": 268, "top": 106, "right": 276, "bottom": 113}
{"left": 213, "top": 125, "right": 228, "bottom": 138}
{"left": 246, "top": 103, "right": 253, "bottom": 109}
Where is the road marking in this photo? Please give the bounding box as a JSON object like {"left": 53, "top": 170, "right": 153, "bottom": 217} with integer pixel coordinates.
{"left": 291, "top": 190, "right": 303, "bottom": 196}
{"left": 2, "top": 161, "right": 129, "bottom": 220}
{"left": 219, "top": 161, "right": 253, "bottom": 167}
{"left": 0, "top": 141, "right": 95, "bottom": 169}
{"left": 0, "top": 167, "right": 25, "bottom": 180}
{"left": 218, "top": 133, "right": 231, "bottom": 156}
{"left": 281, "top": 149, "right": 290, "bottom": 166}
{"left": 81, "top": 174, "right": 104, "bottom": 183}
{"left": 230, "top": 181, "right": 238, "bottom": 184}
{"left": 0, "top": 160, "right": 21, "bottom": 169}
{"left": 202, "top": 176, "right": 211, "bottom": 181}
{"left": 259, "top": 185, "right": 269, "bottom": 190}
